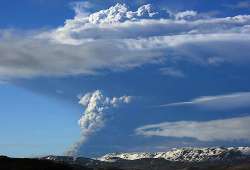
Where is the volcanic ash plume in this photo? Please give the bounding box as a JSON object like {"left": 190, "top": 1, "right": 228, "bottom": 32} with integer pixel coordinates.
{"left": 66, "top": 90, "right": 132, "bottom": 156}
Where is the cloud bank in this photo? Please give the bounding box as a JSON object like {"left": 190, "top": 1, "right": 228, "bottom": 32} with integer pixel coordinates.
{"left": 160, "top": 91, "right": 250, "bottom": 110}
{"left": 136, "top": 116, "right": 250, "bottom": 142}
{"left": 1, "top": 3, "right": 250, "bottom": 79}
{"left": 66, "top": 90, "right": 132, "bottom": 156}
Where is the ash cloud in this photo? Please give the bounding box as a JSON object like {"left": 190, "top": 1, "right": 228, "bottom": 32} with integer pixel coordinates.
{"left": 66, "top": 90, "right": 132, "bottom": 156}
{"left": 1, "top": 3, "right": 250, "bottom": 80}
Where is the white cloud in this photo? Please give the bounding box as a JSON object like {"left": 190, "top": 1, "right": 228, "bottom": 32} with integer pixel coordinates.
{"left": 174, "top": 10, "right": 197, "bottom": 20}
{"left": 71, "top": 1, "right": 93, "bottom": 17}
{"left": 136, "top": 116, "right": 250, "bottom": 141}
{"left": 66, "top": 90, "right": 132, "bottom": 156}
{"left": 160, "top": 91, "right": 250, "bottom": 110}
{"left": 87, "top": 3, "right": 157, "bottom": 24}
{"left": 1, "top": 4, "right": 250, "bottom": 79}
{"left": 207, "top": 57, "right": 225, "bottom": 65}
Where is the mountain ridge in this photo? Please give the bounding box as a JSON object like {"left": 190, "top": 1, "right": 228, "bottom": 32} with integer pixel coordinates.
{"left": 26, "top": 147, "right": 250, "bottom": 170}
{"left": 99, "top": 147, "right": 250, "bottom": 162}
{"left": 41, "top": 147, "right": 250, "bottom": 163}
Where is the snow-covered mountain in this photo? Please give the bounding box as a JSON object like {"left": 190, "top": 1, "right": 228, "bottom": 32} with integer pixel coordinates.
{"left": 99, "top": 147, "right": 250, "bottom": 162}
{"left": 39, "top": 148, "right": 250, "bottom": 170}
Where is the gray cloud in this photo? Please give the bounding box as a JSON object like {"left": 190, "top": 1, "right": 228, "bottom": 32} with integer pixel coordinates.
{"left": 136, "top": 116, "right": 250, "bottom": 141}
{"left": 1, "top": 4, "right": 250, "bottom": 79}
{"left": 160, "top": 92, "right": 250, "bottom": 110}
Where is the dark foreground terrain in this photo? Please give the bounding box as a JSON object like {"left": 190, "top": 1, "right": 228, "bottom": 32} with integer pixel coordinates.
{"left": 0, "top": 156, "right": 121, "bottom": 170}
{"left": 1, "top": 155, "right": 250, "bottom": 170}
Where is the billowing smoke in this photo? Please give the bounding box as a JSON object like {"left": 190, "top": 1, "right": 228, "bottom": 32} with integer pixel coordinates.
{"left": 66, "top": 90, "right": 132, "bottom": 156}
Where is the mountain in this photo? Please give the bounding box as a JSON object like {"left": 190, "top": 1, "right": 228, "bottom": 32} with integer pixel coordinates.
{"left": 99, "top": 147, "right": 250, "bottom": 162}
{"left": 1, "top": 147, "right": 250, "bottom": 170}
{"left": 39, "top": 147, "right": 250, "bottom": 170}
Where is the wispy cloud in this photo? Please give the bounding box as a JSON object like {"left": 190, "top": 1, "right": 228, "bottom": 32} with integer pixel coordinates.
{"left": 0, "top": 80, "right": 8, "bottom": 85}
{"left": 159, "top": 67, "right": 185, "bottom": 78}
{"left": 160, "top": 92, "right": 250, "bottom": 110}
{"left": 71, "top": 1, "right": 93, "bottom": 17}
{"left": 225, "top": 1, "right": 250, "bottom": 9}
{"left": 136, "top": 116, "right": 250, "bottom": 141}
{"left": 174, "top": 10, "right": 197, "bottom": 20}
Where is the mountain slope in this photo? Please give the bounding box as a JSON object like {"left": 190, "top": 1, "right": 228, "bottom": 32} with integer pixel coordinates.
{"left": 99, "top": 147, "right": 250, "bottom": 162}
{"left": 39, "top": 147, "right": 250, "bottom": 170}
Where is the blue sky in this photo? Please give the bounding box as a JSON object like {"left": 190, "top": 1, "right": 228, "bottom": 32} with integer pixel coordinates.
{"left": 0, "top": 0, "right": 250, "bottom": 157}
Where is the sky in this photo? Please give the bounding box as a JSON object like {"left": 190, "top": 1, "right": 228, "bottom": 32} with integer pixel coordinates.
{"left": 0, "top": 0, "right": 250, "bottom": 157}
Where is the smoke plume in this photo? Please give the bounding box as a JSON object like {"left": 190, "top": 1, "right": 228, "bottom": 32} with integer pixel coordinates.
{"left": 66, "top": 90, "right": 132, "bottom": 156}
